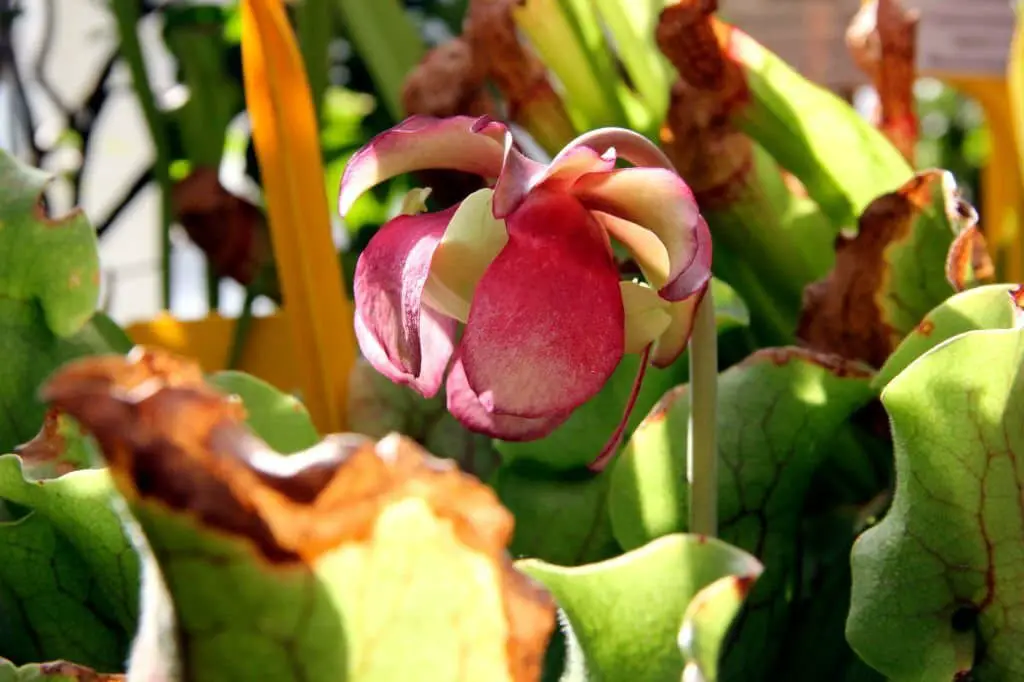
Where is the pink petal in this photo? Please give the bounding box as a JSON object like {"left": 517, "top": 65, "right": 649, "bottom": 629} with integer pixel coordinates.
{"left": 338, "top": 115, "right": 507, "bottom": 216}
{"left": 460, "top": 188, "right": 625, "bottom": 418}
{"left": 446, "top": 359, "right": 571, "bottom": 440}
{"left": 492, "top": 138, "right": 617, "bottom": 218}
{"left": 352, "top": 206, "right": 459, "bottom": 397}
{"left": 572, "top": 168, "right": 711, "bottom": 301}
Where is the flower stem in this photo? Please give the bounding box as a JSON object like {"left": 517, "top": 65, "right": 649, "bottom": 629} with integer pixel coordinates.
{"left": 688, "top": 287, "right": 718, "bottom": 537}
{"left": 110, "top": 0, "right": 174, "bottom": 310}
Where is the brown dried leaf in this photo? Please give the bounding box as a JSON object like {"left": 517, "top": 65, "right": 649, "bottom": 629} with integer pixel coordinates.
{"left": 656, "top": 0, "right": 725, "bottom": 91}
{"left": 464, "top": 0, "right": 576, "bottom": 150}
{"left": 660, "top": 79, "right": 752, "bottom": 208}
{"left": 798, "top": 171, "right": 972, "bottom": 367}
{"left": 171, "top": 166, "right": 269, "bottom": 285}
{"left": 401, "top": 38, "right": 496, "bottom": 119}
{"left": 946, "top": 224, "right": 996, "bottom": 292}
{"left": 656, "top": 0, "right": 756, "bottom": 207}
{"left": 42, "top": 348, "right": 556, "bottom": 681}
{"left": 14, "top": 408, "right": 73, "bottom": 477}
{"left": 846, "top": 0, "right": 920, "bottom": 163}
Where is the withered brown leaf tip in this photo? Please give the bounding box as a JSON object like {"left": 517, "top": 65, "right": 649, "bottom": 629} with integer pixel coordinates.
{"left": 41, "top": 347, "right": 556, "bottom": 681}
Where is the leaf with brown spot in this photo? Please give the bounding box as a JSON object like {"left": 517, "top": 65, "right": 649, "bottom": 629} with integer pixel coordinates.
{"left": 798, "top": 171, "right": 976, "bottom": 368}
{"left": 946, "top": 223, "right": 995, "bottom": 292}
{"left": 42, "top": 348, "right": 556, "bottom": 682}
{"left": 659, "top": 76, "right": 832, "bottom": 346}
{"left": 656, "top": 4, "right": 911, "bottom": 229}
{"left": 0, "top": 658, "right": 125, "bottom": 681}
{"left": 0, "top": 148, "right": 132, "bottom": 455}
{"left": 14, "top": 408, "right": 99, "bottom": 480}
{"left": 846, "top": 0, "right": 920, "bottom": 163}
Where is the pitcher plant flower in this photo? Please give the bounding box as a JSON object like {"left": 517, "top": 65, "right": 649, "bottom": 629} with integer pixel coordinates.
{"left": 338, "top": 115, "right": 712, "bottom": 467}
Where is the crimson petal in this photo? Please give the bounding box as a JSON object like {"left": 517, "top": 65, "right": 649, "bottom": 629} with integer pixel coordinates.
{"left": 459, "top": 188, "right": 625, "bottom": 418}
{"left": 446, "top": 359, "right": 571, "bottom": 440}
{"left": 352, "top": 206, "right": 459, "bottom": 397}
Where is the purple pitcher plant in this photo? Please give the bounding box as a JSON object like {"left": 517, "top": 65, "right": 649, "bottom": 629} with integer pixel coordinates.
{"left": 338, "top": 115, "right": 712, "bottom": 467}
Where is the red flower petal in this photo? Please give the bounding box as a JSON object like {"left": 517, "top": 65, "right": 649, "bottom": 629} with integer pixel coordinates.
{"left": 338, "top": 115, "right": 507, "bottom": 215}
{"left": 446, "top": 358, "right": 571, "bottom": 440}
{"left": 572, "top": 167, "right": 710, "bottom": 301}
{"left": 492, "top": 140, "right": 616, "bottom": 218}
{"left": 460, "top": 188, "right": 625, "bottom": 418}
{"left": 352, "top": 206, "right": 459, "bottom": 397}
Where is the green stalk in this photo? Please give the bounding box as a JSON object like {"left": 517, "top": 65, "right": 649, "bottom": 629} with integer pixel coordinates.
{"left": 111, "top": 0, "right": 175, "bottom": 309}
{"left": 334, "top": 0, "right": 425, "bottom": 121}
{"left": 688, "top": 289, "right": 718, "bottom": 536}
{"left": 296, "top": 0, "right": 332, "bottom": 122}
{"left": 513, "top": 0, "right": 628, "bottom": 130}
{"left": 164, "top": 6, "right": 241, "bottom": 313}
{"left": 592, "top": 0, "right": 672, "bottom": 131}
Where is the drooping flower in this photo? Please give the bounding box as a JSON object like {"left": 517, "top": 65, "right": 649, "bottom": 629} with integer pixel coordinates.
{"left": 339, "top": 115, "right": 711, "bottom": 462}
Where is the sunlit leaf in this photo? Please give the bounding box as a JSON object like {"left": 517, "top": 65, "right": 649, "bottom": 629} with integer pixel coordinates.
{"left": 0, "top": 457, "right": 139, "bottom": 670}
{"left": 43, "top": 349, "right": 557, "bottom": 681}
{"left": 799, "top": 171, "right": 975, "bottom": 368}
{"left": 609, "top": 348, "right": 875, "bottom": 678}
{"left": 519, "top": 534, "right": 761, "bottom": 682}
{"left": 849, "top": 327, "right": 1024, "bottom": 680}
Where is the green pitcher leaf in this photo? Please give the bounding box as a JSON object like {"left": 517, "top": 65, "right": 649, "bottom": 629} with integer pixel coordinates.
{"left": 657, "top": 4, "right": 912, "bottom": 230}
{"left": 13, "top": 409, "right": 100, "bottom": 480}
{"left": 0, "top": 307, "right": 131, "bottom": 455}
{"left": 42, "top": 349, "right": 556, "bottom": 682}
{"left": 0, "top": 150, "right": 99, "bottom": 338}
{"left": 609, "top": 348, "right": 876, "bottom": 679}
{"left": 0, "top": 150, "right": 129, "bottom": 455}
{"left": 0, "top": 659, "right": 124, "bottom": 681}
{"left": 848, "top": 327, "right": 1024, "bottom": 681}
{"left": 799, "top": 171, "right": 973, "bottom": 369}
{"left": 493, "top": 463, "right": 619, "bottom": 566}
{"left": 496, "top": 279, "right": 749, "bottom": 471}
{"left": 659, "top": 66, "right": 834, "bottom": 346}
{"left": 0, "top": 456, "right": 139, "bottom": 670}
{"left": 679, "top": 574, "right": 758, "bottom": 682}
{"left": 518, "top": 534, "right": 762, "bottom": 682}
{"left": 874, "top": 283, "right": 1023, "bottom": 389}
{"left": 208, "top": 371, "right": 319, "bottom": 454}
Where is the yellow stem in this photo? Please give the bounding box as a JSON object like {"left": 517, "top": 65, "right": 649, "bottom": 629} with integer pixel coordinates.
{"left": 240, "top": 0, "right": 356, "bottom": 433}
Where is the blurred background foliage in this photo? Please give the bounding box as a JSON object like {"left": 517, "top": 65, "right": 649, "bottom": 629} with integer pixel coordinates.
{"left": 0, "top": 0, "right": 988, "bottom": 325}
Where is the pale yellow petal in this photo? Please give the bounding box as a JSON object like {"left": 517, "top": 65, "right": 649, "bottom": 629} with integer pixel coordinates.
{"left": 621, "top": 281, "right": 672, "bottom": 354}
{"left": 422, "top": 188, "right": 509, "bottom": 322}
